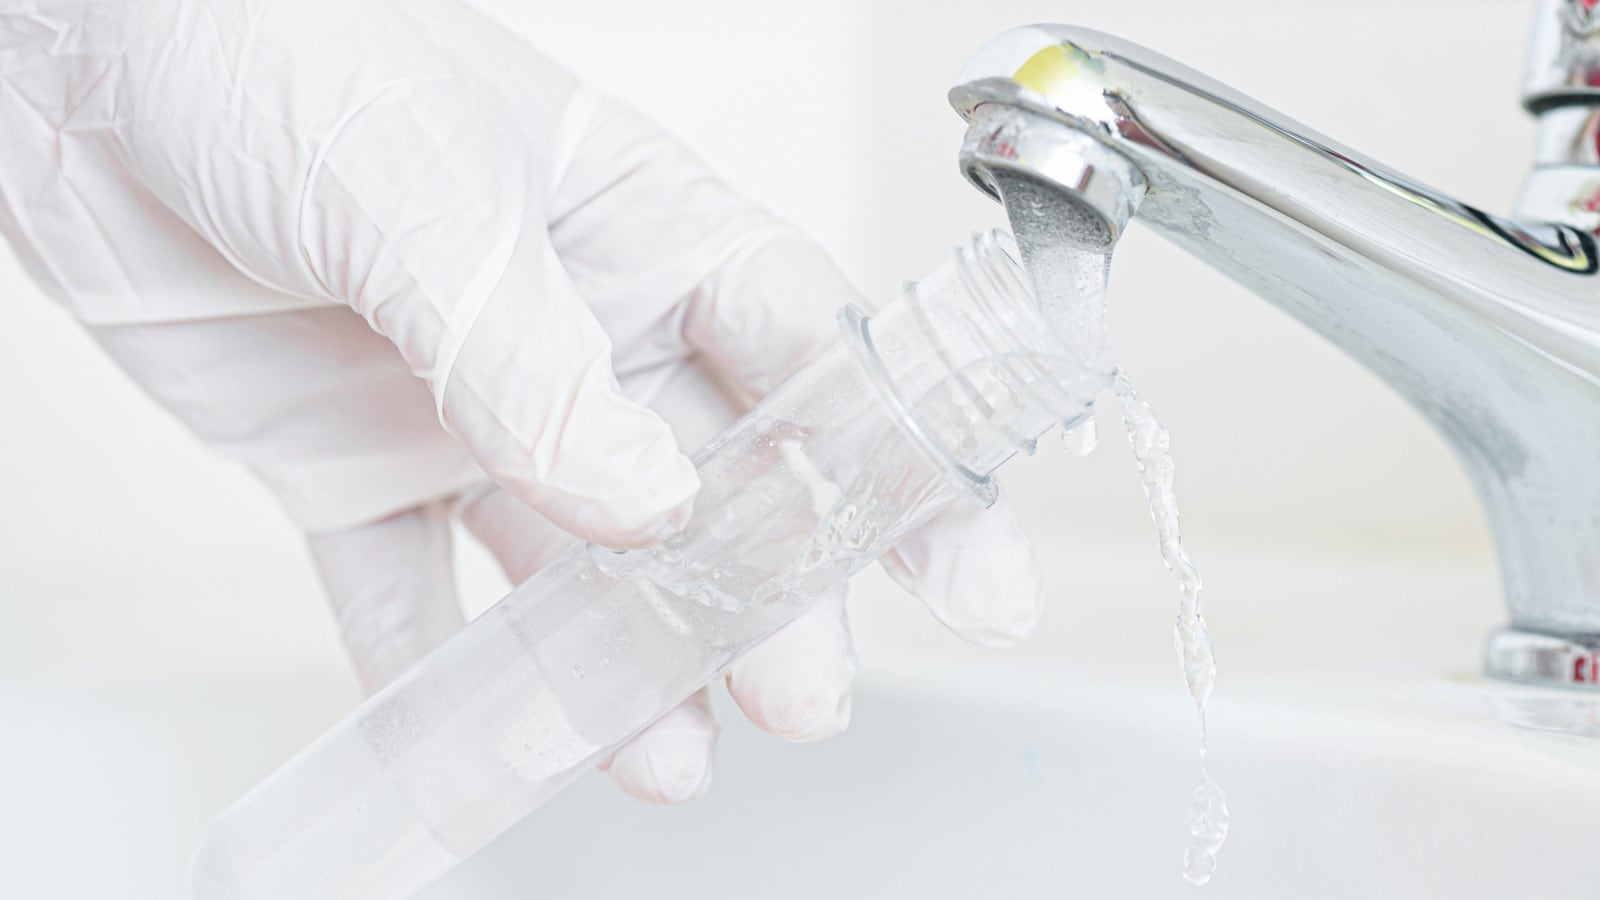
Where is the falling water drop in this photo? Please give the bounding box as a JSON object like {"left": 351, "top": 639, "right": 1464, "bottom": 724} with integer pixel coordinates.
{"left": 1060, "top": 417, "right": 1099, "bottom": 457}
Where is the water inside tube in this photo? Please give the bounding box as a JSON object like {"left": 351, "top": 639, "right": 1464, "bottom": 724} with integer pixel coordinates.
{"left": 997, "top": 173, "right": 1230, "bottom": 885}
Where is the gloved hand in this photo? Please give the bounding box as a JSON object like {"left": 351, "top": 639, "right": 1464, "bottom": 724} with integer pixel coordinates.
{"left": 0, "top": 0, "right": 1048, "bottom": 803}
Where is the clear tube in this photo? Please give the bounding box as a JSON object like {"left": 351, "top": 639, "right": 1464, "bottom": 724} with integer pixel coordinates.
{"left": 191, "top": 231, "right": 1110, "bottom": 899}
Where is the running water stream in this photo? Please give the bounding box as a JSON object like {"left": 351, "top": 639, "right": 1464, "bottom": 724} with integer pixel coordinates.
{"left": 997, "top": 174, "right": 1230, "bottom": 885}
{"left": 1115, "top": 375, "right": 1229, "bottom": 885}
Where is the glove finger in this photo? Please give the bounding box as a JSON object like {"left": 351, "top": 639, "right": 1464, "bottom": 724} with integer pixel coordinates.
{"left": 457, "top": 480, "right": 578, "bottom": 584}
{"left": 881, "top": 491, "right": 1047, "bottom": 649}
{"left": 457, "top": 326, "right": 749, "bottom": 585}
{"left": 461, "top": 487, "right": 720, "bottom": 806}
{"left": 725, "top": 587, "right": 855, "bottom": 743}
{"left": 305, "top": 501, "right": 465, "bottom": 694}
{"left": 440, "top": 236, "right": 700, "bottom": 549}
{"left": 459, "top": 362, "right": 738, "bottom": 810}
{"left": 597, "top": 689, "right": 719, "bottom": 806}
{"left": 303, "top": 80, "right": 698, "bottom": 550}
{"left": 545, "top": 98, "right": 853, "bottom": 401}
{"left": 681, "top": 231, "right": 860, "bottom": 400}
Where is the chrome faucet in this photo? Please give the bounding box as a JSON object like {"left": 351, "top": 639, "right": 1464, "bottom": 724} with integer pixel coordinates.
{"left": 951, "top": 3, "right": 1600, "bottom": 689}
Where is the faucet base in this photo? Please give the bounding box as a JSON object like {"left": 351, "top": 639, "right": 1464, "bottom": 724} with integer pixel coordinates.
{"left": 1485, "top": 628, "right": 1600, "bottom": 689}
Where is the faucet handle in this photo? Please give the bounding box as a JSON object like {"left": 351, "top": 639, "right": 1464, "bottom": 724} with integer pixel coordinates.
{"left": 1517, "top": 0, "right": 1600, "bottom": 228}
{"left": 1524, "top": 0, "right": 1600, "bottom": 111}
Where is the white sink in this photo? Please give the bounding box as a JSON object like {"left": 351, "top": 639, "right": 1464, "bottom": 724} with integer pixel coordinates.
{"left": 8, "top": 539, "right": 1600, "bottom": 898}
{"left": 417, "top": 543, "right": 1600, "bottom": 899}
{"left": 413, "top": 667, "right": 1600, "bottom": 899}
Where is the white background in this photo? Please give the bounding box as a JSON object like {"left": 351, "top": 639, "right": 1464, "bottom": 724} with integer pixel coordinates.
{"left": 0, "top": 0, "right": 1530, "bottom": 895}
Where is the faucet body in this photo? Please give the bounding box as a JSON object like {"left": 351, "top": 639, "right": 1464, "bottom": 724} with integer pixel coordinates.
{"left": 952, "top": 22, "right": 1600, "bottom": 687}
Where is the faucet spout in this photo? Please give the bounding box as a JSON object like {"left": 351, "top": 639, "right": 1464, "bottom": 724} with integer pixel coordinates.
{"left": 952, "top": 26, "right": 1600, "bottom": 684}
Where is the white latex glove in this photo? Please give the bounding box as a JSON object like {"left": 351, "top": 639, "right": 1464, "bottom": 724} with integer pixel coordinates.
{"left": 0, "top": 0, "right": 1048, "bottom": 804}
